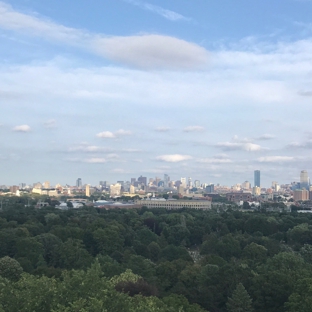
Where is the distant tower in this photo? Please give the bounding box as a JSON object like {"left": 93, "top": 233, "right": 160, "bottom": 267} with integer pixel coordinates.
{"left": 188, "top": 177, "right": 192, "bottom": 188}
{"left": 300, "top": 170, "right": 309, "bottom": 189}
{"left": 180, "top": 177, "right": 186, "bottom": 188}
{"left": 76, "top": 178, "right": 82, "bottom": 188}
{"left": 44, "top": 181, "right": 50, "bottom": 189}
{"left": 254, "top": 170, "right": 260, "bottom": 187}
{"left": 85, "top": 184, "right": 90, "bottom": 197}
{"left": 164, "top": 174, "right": 170, "bottom": 187}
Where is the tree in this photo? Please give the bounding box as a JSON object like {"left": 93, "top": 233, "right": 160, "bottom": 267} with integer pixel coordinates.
{"left": 285, "top": 278, "right": 312, "bottom": 312}
{"left": 0, "top": 256, "right": 23, "bottom": 281}
{"left": 226, "top": 283, "right": 253, "bottom": 312}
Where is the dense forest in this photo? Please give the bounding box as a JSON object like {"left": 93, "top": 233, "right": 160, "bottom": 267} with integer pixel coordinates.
{"left": 1, "top": 203, "right": 312, "bottom": 312}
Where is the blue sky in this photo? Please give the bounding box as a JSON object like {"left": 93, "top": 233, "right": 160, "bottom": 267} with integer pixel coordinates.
{"left": 1, "top": 0, "right": 312, "bottom": 187}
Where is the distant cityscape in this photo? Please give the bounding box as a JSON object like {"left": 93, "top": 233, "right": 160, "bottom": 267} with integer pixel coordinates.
{"left": 1, "top": 170, "right": 312, "bottom": 210}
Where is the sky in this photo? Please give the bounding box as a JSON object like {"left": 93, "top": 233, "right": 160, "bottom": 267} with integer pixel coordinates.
{"left": 1, "top": 0, "right": 312, "bottom": 187}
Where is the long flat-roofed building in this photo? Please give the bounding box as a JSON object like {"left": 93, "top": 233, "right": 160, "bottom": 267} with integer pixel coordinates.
{"left": 136, "top": 198, "right": 211, "bottom": 210}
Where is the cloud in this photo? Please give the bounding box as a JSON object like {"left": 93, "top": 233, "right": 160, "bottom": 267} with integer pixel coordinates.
{"left": 156, "top": 154, "right": 192, "bottom": 162}
{"left": 44, "top": 119, "right": 56, "bottom": 128}
{"left": 257, "top": 156, "right": 295, "bottom": 163}
{"left": 0, "top": 2, "right": 89, "bottom": 43}
{"left": 287, "top": 140, "right": 312, "bottom": 149}
{"left": 96, "top": 131, "right": 115, "bottom": 138}
{"left": 216, "top": 142, "right": 265, "bottom": 152}
{"left": 197, "top": 158, "right": 232, "bottom": 164}
{"left": 85, "top": 158, "right": 107, "bottom": 163}
{"left": 121, "top": 148, "right": 141, "bottom": 153}
{"left": 256, "top": 134, "right": 275, "bottom": 140}
{"left": 124, "top": 0, "right": 190, "bottom": 21}
{"left": 12, "top": 124, "right": 31, "bottom": 132}
{"left": 68, "top": 145, "right": 113, "bottom": 153}
{"left": 298, "top": 90, "right": 312, "bottom": 96}
{"left": 0, "top": 2, "right": 208, "bottom": 70}
{"left": 93, "top": 35, "right": 209, "bottom": 70}
{"left": 155, "top": 126, "right": 171, "bottom": 132}
{"left": 96, "top": 129, "right": 132, "bottom": 139}
{"left": 183, "top": 126, "right": 205, "bottom": 132}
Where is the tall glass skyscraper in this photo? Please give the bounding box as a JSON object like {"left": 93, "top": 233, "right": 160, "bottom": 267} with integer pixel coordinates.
{"left": 300, "top": 170, "right": 309, "bottom": 189}
{"left": 254, "top": 170, "right": 260, "bottom": 187}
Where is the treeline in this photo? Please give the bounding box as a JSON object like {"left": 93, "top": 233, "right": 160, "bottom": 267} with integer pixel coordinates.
{"left": 1, "top": 205, "right": 312, "bottom": 311}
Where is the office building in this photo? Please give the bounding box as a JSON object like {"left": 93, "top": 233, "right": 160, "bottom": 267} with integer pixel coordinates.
{"left": 164, "top": 174, "right": 170, "bottom": 187}
{"left": 180, "top": 177, "right": 186, "bottom": 188}
{"left": 194, "top": 180, "right": 200, "bottom": 188}
{"left": 294, "top": 189, "right": 309, "bottom": 201}
{"left": 206, "top": 184, "right": 214, "bottom": 193}
{"left": 138, "top": 176, "right": 147, "bottom": 186}
{"left": 254, "top": 170, "right": 260, "bottom": 187}
{"left": 76, "top": 178, "right": 82, "bottom": 188}
{"left": 300, "top": 170, "right": 309, "bottom": 190}
{"left": 110, "top": 183, "right": 121, "bottom": 197}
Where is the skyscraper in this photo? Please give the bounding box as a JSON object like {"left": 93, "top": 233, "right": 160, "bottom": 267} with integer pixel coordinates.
{"left": 300, "top": 170, "right": 309, "bottom": 189}
{"left": 254, "top": 170, "right": 260, "bottom": 187}
{"left": 164, "top": 174, "right": 170, "bottom": 187}
{"left": 76, "top": 178, "right": 82, "bottom": 188}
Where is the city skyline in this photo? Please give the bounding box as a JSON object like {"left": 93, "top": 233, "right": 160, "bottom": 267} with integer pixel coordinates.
{"left": 2, "top": 169, "right": 309, "bottom": 190}
{"left": 1, "top": 1, "right": 312, "bottom": 185}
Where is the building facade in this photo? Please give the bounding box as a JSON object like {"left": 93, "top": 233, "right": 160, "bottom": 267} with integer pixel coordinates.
{"left": 136, "top": 198, "right": 212, "bottom": 210}
{"left": 254, "top": 170, "right": 260, "bottom": 187}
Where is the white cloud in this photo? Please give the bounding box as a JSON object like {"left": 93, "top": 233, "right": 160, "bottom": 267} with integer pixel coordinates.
{"left": 12, "top": 124, "right": 31, "bottom": 132}
{"left": 183, "top": 126, "right": 205, "bottom": 132}
{"left": 85, "top": 158, "right": 107, "bottom": 163}
{"left": 0, "top": 2, "right": 208, "bottom": 70}
{"left": 68, "top": 145, "right": 113, "bottom": 153}
{"left": 124, "top": 0, "right": 190, "bottom": 21}
{"left": 197, "top": 158, "right": 232, "bottom": 164}
{"left": 96, "top": 131, "right": 115, "bottom": 138}
{"left": 287, "top": 140, "right": 312, "bottom": 149}
{"left": 0, "top": 2, "right": 89, "bottom": 43}
{"left": 96, "top": 129, "right": 132, "bottom": 139}
{"left": 257, "top": 156, "right": 295, "bottom": 163}
{"left": 156, "top": 154, "right": 192, "bottom": 162}
{"left": 216, "top": 142, "right": 265, "bottom": 152}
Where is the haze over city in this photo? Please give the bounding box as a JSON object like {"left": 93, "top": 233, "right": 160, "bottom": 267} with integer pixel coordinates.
{"left": 1, "top": 0, "right": 312, "bottom": 186}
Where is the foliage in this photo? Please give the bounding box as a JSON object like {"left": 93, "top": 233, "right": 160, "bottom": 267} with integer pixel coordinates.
{"left": 1, "top": 205, "right": 312, "bottom": 311}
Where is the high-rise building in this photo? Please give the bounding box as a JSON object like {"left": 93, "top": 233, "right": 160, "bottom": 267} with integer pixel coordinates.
{"left": 242, "top": 181, "right": 251, "bottom": 190}
{"left": 194, "top": 180, "right": 200, "bottom": 188}
{"left": 254, "top": 170, "right": 260, "bottom": 187}
{"left": 180, "top": 177, "right": 186, "bottom": 188}
{"left": 130, "top": 185, "right": 135, "bottom": 194}
{"left": 44, "top": 181, "right": 50, "bottom": 189}
{"left": 85, "top": 185, "right": 90, "bottom": 197}
{"left": 76, "top": 178, "right": 82, "bottom": 188}
{"left": 206, "top": 184, "right": 214, "bottom": 193}
{"left": 294, "top": 189, "right": 309, "bottom": 201}
{"left": 110, "top": 183, "right": 121, "bottom": 197}
{"left": 300, "top": 170, "right": 309, "bottom": 189}
{"left": 164, "top": 174, "right": 170, "bottom": 187}
{"left": 188, "top": 177, "right": 192, "bottom": 188}
{"left": 138, "top": 176, "right": 147, "bottom": 186}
